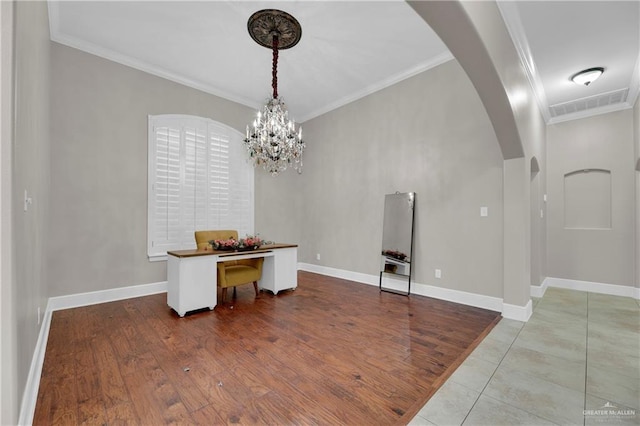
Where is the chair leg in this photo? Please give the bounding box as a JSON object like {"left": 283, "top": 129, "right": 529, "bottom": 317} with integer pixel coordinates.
{"left": 253, "top": 281, "right": 259, "bottom": 296}
{"left": 233, "top": 286, "right": 237, "bottom": 299}
{"left": 221, "top": 287, "right": 227, "bottom": 303}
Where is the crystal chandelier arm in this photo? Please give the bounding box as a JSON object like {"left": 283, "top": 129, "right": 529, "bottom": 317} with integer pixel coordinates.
{"left": 272, "top": 35, "right": 279, "bottom": 99}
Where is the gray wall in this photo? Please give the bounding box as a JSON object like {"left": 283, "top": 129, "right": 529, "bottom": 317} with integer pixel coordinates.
{"left": 48, "top": 43, "right": 255, "bottom": 296}
{"left": 11, "top": 0, "right": 51, "bottom": 418}
{"left": 0, "top": 1, "right": 16, "bottom": 422}
{"left": 253, "top": 159, "right": 303, "bottom": 248}
{"left": 257, "top": 59, "right": 505, "bottom": 298}
{"left": 547, "top": 110, "right": 635, "bottom": 286}
{"left": 635, "top": 97, "right": 639, "bottom": 289}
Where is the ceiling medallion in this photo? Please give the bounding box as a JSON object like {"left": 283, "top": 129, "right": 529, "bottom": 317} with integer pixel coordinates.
{"left": 244, "top": 9, "right": 304, "bottom": 176}
{"left": 247, "top": 9, "right": 302, "bottom": 50}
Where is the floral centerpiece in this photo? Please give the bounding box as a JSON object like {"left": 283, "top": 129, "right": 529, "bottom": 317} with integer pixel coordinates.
{"left": 209, "top": 235, "right": 267, "bottom": 252}
{"left": 210, "top": 237, "right": 240, "bottom": 251}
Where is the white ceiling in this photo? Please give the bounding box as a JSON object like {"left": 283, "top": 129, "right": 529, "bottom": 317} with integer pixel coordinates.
{"left": 497, "top": 1, "right": 639, "bottom": 123}
{"left": 49, "top": 1, "right": 639, "bottom": 124}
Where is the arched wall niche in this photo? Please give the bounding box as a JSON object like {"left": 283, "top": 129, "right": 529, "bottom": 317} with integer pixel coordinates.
{"left": 531, "top": 156, "right": 540, "bottom": 175}
{"left": 563, "top": 169, "right": 612, "bottom": 230}
{"left": 530, "top": 156, "right": 542, "bottom": 287}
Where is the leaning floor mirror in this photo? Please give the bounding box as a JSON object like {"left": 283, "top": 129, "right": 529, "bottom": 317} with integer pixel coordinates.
{"left": 379, "top": 192, "right": 415, "bottom": 295}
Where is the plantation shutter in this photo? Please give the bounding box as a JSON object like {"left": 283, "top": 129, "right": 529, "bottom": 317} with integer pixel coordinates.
{"left": 149, "top": 124, "right": 182, "bottom": 254}
{"left": 148, "top": 115, "right": 254, "bottom": 260}
{"left": 228, "top": 127, "right": 252, "bottom": 237}
{"left": 209, "top": 128, "right": 230, "bottom": 230}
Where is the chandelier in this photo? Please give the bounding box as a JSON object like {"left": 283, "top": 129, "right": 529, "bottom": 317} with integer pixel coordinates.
{"left": 245, "top": 9, "right": 305, "bottom": 176}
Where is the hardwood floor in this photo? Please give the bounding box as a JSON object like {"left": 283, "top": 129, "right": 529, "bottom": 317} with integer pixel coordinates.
{"left": 33, "top": 271, "right": 501, "bottom": 425}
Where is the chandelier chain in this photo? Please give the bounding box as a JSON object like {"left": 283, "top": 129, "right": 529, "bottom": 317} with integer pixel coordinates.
{"left": 272, "top": 35, "right": 279, "bottom": 99}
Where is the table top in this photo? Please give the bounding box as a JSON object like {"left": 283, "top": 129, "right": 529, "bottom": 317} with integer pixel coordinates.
{"left": 167, "top": 243, "right": 298, "bottom": 258}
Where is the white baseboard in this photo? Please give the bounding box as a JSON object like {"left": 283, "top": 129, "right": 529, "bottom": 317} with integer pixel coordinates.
{"left": 539, "top": 277, "right": 639, "bottom": 300}
{"left": 19, "top": 281, "right": 168, "bottom": 426}
{"left": 297, "top": 263, "right": 378, "bottom": 286}
{"left": 530, "top": 279, "right": 549, "bottom": 298}
{"left": 413, "top": 282, "right": 505, "bottom": 314}
{"left": 18, "top": 309, "right": 52, "bottom": 426}
{"left": 298, "top": 262, "right": 507, "bottom": 315}
{"left": 503, "top": 299, "right": 532, "bottom": 322}
{"left": 47, "top": 281, "right": 167, "bottom": 312}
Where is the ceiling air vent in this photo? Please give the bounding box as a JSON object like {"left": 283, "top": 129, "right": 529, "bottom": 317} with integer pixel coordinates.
{"left": 549, "top": 88, "right": 629, "bottom": 118}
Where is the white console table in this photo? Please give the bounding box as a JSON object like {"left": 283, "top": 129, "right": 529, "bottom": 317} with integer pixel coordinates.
{"left": 167, "top": 244, "right": 298, "bottom": 317}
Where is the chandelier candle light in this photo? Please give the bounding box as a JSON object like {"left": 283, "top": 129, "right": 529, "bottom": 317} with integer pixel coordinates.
{"left": 245, "top": 9, "right": 305, "bottom": 176}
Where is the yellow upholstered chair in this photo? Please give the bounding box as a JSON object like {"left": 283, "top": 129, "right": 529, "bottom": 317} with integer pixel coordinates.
{"left": 194, "top": 230, "right": 264, "bottom": 303}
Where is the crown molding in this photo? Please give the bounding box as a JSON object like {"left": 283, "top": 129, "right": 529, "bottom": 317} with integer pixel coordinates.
{"left": 48, "top": 0, "right": 261, "bottom": 113}
{"left": 48, "top": 1, "right": 637, "bottom": 126}
{"left": 51, "top": 32, "right": 262, "bottom": 111}
{"left": 48, "top": 1, "right": 452, "bottom": 125}
{"left": 496, "top": 1, "right": 551, "bottom": 123}
{"left": 49, "top": 24, "right": 452, "bottom": 125}
{"left": 298, "top": 51, "right": 454, "bottom": 122}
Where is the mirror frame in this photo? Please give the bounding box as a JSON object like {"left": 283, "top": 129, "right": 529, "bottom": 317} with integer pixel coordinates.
{"left": 379, "top": 191, "right": 415, "bottom": 296}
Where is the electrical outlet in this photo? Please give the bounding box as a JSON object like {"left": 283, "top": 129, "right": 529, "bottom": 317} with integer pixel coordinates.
{"left": 316, "top": 253, "right": 321, "bottom": 261}
{"left": 435, "top": 269, "right": 442, "bottom": 279}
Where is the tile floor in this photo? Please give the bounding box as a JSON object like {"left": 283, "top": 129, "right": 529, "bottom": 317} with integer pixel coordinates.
{"left": 409, "top": 288, "right": 640, "bottom": 425}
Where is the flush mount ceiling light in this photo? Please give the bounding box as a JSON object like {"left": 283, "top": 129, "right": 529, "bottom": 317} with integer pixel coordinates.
{"left": 571, "top": 67, "right": 604, "bottom": 86}
{"left": 244, "top": 9, "right": 305, "bottom": 176}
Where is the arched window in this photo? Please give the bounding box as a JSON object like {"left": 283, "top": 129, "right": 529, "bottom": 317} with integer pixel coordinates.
{"left": 147, "top": 115, "right": 254, "bottom": 260}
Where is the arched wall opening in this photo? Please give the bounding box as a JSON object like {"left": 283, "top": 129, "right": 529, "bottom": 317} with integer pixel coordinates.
{"left": 409, "top": 0, "right": 541, "bottom": 319}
